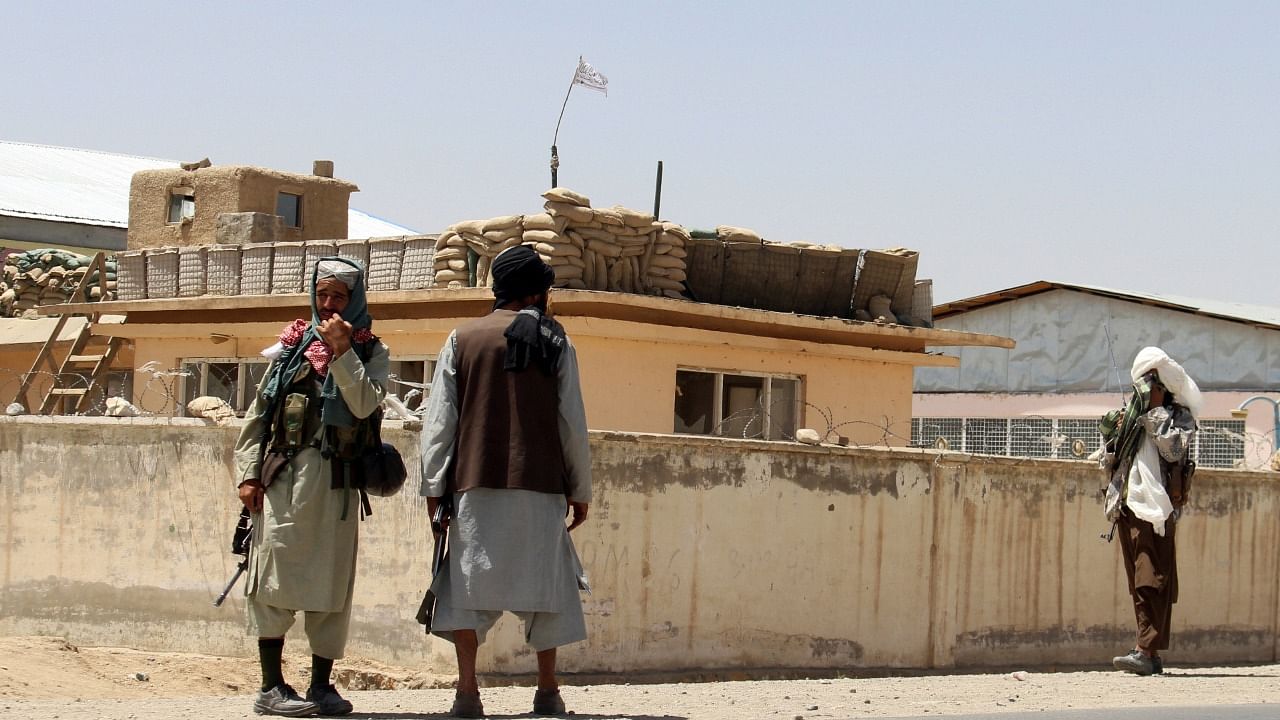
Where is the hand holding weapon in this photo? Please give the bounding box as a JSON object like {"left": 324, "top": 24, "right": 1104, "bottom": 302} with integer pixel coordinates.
{"left": 214, "top": 507, "right": 253, "bottom": 607}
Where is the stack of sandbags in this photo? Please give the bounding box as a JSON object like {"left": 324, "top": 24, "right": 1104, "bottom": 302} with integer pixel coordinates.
{"left": 431, "top": 214, "right": 526, "bottom": 289}
{"left": 1, "top": 250, "right": 118, "bottom": 317}
{"left": 430, "top": 188, "right": 689, "bottom": 299}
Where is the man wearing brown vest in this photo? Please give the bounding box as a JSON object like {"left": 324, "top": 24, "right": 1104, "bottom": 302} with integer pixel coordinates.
{"left": 420, "top": 246, "right": 592, "bottom": 718}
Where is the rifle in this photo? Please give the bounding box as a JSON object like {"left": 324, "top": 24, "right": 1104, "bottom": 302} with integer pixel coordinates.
{"left": 213, "top": 507, "right": 253, "bottom": 607}
{"left": 415, "top": 495, "right": 453, "bottom": 630}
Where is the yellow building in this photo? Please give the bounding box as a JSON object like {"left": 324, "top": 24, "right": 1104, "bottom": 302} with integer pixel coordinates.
{"left": 39, "top": 288, "right": 1010, "bottom": 443}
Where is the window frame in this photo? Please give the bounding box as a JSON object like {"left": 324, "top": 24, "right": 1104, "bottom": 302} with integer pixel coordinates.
{"left": 166, "top": 189, "right": 195, "bottom": 224}
{"left": 674, "top": 366, "right": 803, "bottom": 441}
{"left": 386, "top": 354, "right": 436, "bottom": 412}
{"left": 276, "top": 191, "right": 303, "bottom": 228}
{"left": 178, "top": 357, "right": 269, "bottom": 416}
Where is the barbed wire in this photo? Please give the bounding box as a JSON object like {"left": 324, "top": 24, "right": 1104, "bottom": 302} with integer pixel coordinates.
{"left": 2, "top": 365, "right": 1277, "bottom": 471}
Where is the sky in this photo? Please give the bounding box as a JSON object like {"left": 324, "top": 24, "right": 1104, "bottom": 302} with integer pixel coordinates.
{"left": 5, "top": 1, "right": 1279, "bottom": 307}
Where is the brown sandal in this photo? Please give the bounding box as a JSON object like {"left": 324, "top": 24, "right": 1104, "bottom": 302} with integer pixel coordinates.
{"left": 533, "top": 687, "right": 566, "bottom": 716}
{"left": 450, "top": 690, "right": 485, "bottom": 718}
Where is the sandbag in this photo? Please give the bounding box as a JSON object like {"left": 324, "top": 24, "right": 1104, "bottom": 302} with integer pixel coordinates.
{"left": 594, "top": 208, "right": 625, "bottom": 226}
{"left": 435, "top": 269, "right": 468, "bottom": 283}
{"left": 611, "top": 205, "right": 655, "bottom": 228}
{"left": 717, "top": 225, "right": 762, "bottom": 243}
{"left": 450, "top": 219, "right": 485, "bottom": 235}
{"left": 483, "top": 227, "right": 522, "bottom": 243}
{"left": 523, "top": 229, "right": 564, "bottom": 244}
{"left": 535, "top": 242, "right": 581, "bottom": 258}
{"left": 482, "top": 215, "right": 522, "bottom": 232}
{"left": 586, "top": 240, "right": 622, "bottom": 260}
{"left": 523, "top": 212, "right": 559, "bottom": 231}
{"left": 542, "top": 187, "right": 591, "bottom": 207}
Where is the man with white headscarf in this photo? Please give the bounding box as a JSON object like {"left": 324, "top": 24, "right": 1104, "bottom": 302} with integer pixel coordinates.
{"left": 1100, "top": 347, "right": 1200, "bottom": 676}
{"left": 234, "top": 258, "right": 389, "bottom": 716}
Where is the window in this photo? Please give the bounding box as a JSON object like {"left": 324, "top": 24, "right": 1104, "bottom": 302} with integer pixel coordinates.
{"left": 1195, "top": 419, "right": 1246, "bottom": 468}
{"left": 387, "top": 356, "right": 435, "bottom": 413}
{"left": 104, "top": 370, "right": 134, "bottom": 404}
{"left": 178, "top": 356, "right": 434, "bottom": 418}
{"left": 179, "top": 359, "right": 269, "bottom": 415}
{"left": 167, "top": 191, "right": 195, "bottom": 223}
{"left": 674, "top": 369, "right": 801, "bottom": 440}
{"left": 276, "top": 192, "right": 302, "bottom": 228}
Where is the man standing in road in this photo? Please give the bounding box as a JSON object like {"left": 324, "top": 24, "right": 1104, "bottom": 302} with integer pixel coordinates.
{"left": 420, "top": 245, "right": 592, "bottom": 718}
{"left": 235, "top": 258, "right": 390, "bottom": 716}
{"left": 1101, "top": 346, "right": 1200, "bottom": 676}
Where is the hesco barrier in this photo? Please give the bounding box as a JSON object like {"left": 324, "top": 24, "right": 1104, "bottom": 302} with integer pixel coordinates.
{"left": 1, "top": 416, "right": 1277, "bottom": 677}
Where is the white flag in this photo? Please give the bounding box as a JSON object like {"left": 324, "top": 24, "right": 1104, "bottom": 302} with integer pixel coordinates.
{"left": 573, "top": 56, "right": 608, "bottom": 96}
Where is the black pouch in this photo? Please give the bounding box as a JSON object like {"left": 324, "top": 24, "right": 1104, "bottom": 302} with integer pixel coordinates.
{"left": 360, "top": 442, "right": 407, "bottom": 497}
{"left": 260, "top": 450, "right": 291, "bottom": 489}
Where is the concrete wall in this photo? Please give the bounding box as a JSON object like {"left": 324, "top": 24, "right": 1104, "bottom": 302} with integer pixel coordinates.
{"left": 128, "top": 167, "right": 355, "bottom": 249}
{"left": 2, "top": 417, "right": 1277, "bottom": 676}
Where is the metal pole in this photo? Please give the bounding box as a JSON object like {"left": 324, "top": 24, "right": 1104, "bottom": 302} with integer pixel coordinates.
{"left": 653, "top": 161, "right": 664, "bottom": 219}
{"left": 551, "top": 74, "right": 576, "bottom": 189}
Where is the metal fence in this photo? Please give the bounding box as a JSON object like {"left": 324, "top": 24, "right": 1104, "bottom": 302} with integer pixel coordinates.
{"left": 912, "top": 416, "right": 1267, "bottom": 469}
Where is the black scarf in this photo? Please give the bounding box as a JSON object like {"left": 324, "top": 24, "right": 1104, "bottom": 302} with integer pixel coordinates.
{"left": 504, "top": 306, "right": 566, "bottom": 375}
{"left": 490, "top": 246, "right": 564, "bottom": 374}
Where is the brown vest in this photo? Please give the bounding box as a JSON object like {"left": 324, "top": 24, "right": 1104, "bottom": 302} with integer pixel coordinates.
{"left": 450, "top": 309, "right": 568, "bottom": 495}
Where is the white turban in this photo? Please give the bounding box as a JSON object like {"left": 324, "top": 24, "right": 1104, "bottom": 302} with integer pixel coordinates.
{"left": 315, "top": 259, "right": 360, "bottom": 289}
{"left": 1130, "top": 346, "right": 1203, "bottom": 417}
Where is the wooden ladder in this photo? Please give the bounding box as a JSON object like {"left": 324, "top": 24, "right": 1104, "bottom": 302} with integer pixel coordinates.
{"left": 10, "top": 252, "right": 123, "bottom": 415}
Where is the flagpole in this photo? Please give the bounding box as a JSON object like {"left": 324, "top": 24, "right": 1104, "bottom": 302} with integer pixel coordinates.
{"left": 551, "top": 73, "right": 577, "bottom": 188}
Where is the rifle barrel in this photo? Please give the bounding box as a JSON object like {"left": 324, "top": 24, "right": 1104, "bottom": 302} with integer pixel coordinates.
{"left": 213, "top": 560, "right": 248, "bottom": 607}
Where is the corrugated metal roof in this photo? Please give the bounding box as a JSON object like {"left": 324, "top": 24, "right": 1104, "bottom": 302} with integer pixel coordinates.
{"left": 0, "top": 140, "right": 417, "bottom": 236}
{"left": 346, "top": 208, "right": 419, "bottom": 239}
{"left": 934, "top": 280, "right": 1280, "bottom": 330}
{"left": 0, "top": 141, "right": 174, "bottom": 227}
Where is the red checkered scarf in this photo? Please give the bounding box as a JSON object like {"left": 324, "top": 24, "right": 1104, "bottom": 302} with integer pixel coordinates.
{"left": 278, "top": 319, "right": 374, "bottom": 376}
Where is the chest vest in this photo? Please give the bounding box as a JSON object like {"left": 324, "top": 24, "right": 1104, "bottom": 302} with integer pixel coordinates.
{"left": 450, "top": 310, "right": 567, "bottom": 496}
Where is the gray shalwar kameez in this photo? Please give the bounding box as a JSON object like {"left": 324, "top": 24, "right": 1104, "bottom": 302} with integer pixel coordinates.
{"left": 420, "top": 331, "right": 592, "bottom": 651}
{"left": 235, "top": 346, "right": 389, "bottom": 658}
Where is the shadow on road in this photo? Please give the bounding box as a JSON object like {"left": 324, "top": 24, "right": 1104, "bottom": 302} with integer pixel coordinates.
{"left": 1162, "top": 670, "right": 1279, "bottom": 678}
{"left": 340, "top": 707, "right": 686, "bottom": 712}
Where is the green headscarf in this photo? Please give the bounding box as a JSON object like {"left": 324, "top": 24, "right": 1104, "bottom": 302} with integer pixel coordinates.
{"left": 261, "top": 257, "right": 374, "bottom": 428}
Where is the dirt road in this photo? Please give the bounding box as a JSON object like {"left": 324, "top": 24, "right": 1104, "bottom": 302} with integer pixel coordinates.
{"left": 1, "top": 637, "right": 1277, "bottom": 719}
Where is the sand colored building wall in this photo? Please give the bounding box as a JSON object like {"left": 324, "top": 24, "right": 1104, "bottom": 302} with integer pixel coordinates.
{"left": 118, "top": 315, "right": 915, "bottom": 441}
{"left": 566, "top": 318, "right": 913, "bottom": 442}
{"left": 1, "top": 417, "right": 1276, "bottom": 676}
{"left": 0, "top": 346, "right": 48, "bottom": 401}
{"left": 128, "top": 166, "right": 356, "bottom": 249}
